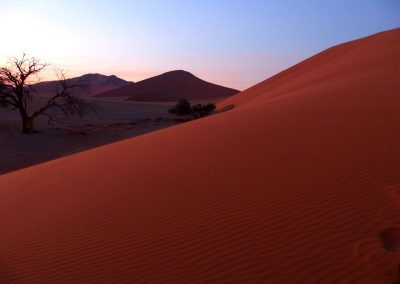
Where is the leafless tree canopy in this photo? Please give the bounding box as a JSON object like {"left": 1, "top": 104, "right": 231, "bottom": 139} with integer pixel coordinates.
{"left": 0, "top": 54, "right": 96, "bottom": 133}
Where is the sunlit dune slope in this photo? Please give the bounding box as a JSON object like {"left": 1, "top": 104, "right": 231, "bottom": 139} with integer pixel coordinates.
{"left": 220, "top": 28, "right": 400, "bottom": 109}
{"left": 0, "top": 29, "right": 399, "bottom": 283}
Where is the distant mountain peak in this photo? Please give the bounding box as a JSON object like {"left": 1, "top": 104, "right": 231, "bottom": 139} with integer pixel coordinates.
{"left": 33, "top": 73, "right": 131, "bottom": 96}
{"left": 161, "top": 70, "right": 197, "bottom": 78}
{"left": 79, "top": 73, "right": 104, "bottom": 78}
{"left": 96, "top": 70, "right": 240, "bottom": 101}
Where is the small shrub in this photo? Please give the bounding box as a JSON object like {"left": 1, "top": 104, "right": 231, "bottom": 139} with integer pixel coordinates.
{"left": 192, "top": 103, "right": 216, "bottom": 117}
{"left": 169, "top": 98, "right": 192, "bottom": 115}
{"left": 169, "top": 99, "right": 216, "bottom": 118}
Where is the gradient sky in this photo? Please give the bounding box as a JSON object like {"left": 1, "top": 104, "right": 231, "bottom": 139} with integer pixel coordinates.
{"left": 0, "top": 0, "right": 399, "bottom": 90}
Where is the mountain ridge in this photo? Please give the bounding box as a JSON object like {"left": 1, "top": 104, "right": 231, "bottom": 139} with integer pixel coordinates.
{"left": 97, "top": 70, "right": 240, "bottom": 102}
{"left": 32, "top": 73, "right": 132, "bottom": 96}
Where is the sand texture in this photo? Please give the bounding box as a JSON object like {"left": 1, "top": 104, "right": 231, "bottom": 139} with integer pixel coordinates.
{"left": 0, "top": 29, "right": 399, "bottom": 283}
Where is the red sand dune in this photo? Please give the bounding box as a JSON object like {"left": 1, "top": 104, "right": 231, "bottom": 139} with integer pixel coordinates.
{"left": 96, "top": 70, "right": 239, "bottom": 101}
{"left": 0, "top": 29, "right": 399, "bottom": 283}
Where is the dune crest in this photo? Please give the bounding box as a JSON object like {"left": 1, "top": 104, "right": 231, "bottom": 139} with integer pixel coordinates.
{"left": 0, "top": 29, "right": 399, "bottom": 283}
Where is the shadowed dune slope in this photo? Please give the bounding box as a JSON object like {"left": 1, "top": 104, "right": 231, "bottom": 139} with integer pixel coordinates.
{"left": 0, "top": 29, "right": 399, "bottom": 283}
{"left": 96, "top": 70, "right": 239, "bottom": 101}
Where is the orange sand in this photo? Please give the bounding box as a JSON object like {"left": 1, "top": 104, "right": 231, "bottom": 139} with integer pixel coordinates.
{"left": 0, "top": 29, "right": 399, "bottom": 283}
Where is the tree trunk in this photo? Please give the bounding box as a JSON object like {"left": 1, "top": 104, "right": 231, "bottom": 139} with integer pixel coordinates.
{"left": 17, "top": 102, "right": 36, "bottom": 134}
{"left": 21, "top": 115, "right": 36, "bottom": 134}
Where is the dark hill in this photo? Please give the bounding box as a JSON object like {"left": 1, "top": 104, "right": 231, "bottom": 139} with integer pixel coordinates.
{"left": 33, "top": 73, "right": 132, "bottom": 96}
{"left": 96, "top": 70, "right": 239, "bottom": 101}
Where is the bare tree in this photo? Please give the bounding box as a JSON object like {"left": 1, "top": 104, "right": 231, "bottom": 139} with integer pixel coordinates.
{"left": 0, "top": 54, "right": 96, "bottom": 133}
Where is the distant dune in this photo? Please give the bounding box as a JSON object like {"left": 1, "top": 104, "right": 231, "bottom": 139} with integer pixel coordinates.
{"left": 33, "top": 73, "right": 131, "bottom": 96}
{"left": 0, "top": 29, "right": 399, "bottom": 283}
{"left": 96, "top": 70, "right": 240, "bottom": 101}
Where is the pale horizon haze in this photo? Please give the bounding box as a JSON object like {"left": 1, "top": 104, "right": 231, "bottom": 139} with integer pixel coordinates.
{"left": 0, "top": 0, "right": 399, "bottom": 90}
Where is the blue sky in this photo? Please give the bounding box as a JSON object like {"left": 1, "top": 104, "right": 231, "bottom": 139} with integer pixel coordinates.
{"left": 0, "top": 0, "right": 399, "bottom": 89}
